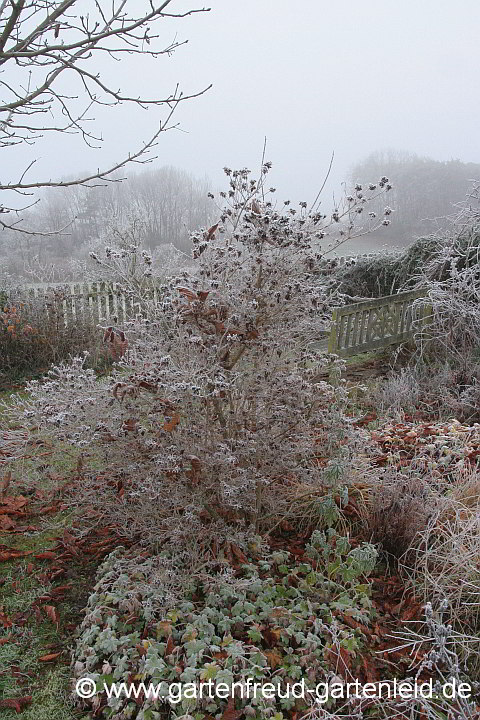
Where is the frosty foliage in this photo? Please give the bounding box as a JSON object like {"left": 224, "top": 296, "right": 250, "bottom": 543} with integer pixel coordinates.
{"left": 308, "top": 602, "right": 479, "bottom": 720}
{"left": 371, "top": 183, "right": 480, "bottom": 422}
{"left": 82, "top": 214, "right": 192, "bottom": 287}
{"left": 9, "top": 165, "right": 392, "bottom": 549}
{"left": 411, "top": 183, "right": 480, "bottom": 361}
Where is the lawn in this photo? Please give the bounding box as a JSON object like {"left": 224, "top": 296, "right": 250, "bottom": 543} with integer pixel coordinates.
{"left": 1, "top": 390, "right": 119, "bottom": 718}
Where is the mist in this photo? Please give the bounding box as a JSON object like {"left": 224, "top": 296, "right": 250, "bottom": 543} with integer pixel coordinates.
{"left": 2, "top": 0, "right": 480, "bottom": 267}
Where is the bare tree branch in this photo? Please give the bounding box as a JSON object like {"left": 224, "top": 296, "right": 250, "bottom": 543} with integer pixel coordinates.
{"left": 0, "top": 0, "right": 211, "bottom": 224}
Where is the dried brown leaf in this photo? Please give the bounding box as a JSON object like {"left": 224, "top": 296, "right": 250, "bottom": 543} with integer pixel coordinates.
{"left": 43, "top": 605, "right": 58, "bottom": 624}
{"left": 38, "top": 652, "right": 61, "bottom": 662}
{"left": 264, "top": 649, "right": 282, "bottom": 670}
{"left": 165, "top": 634, "right": 175, "bottom": 657}
{"left": 206, "top": 223, "right": 218, "bottom": 240}
{"left": 221, "top": 697, "right": 242, "bottom": 720}
{"left": 0, "top": 696, "right": 32, "bottom": 713}
{"left": 34, "top": 551, "right": 56, "bottom": 560}
{"left": 163, "top": 413, "right": 180, "bottom": 432}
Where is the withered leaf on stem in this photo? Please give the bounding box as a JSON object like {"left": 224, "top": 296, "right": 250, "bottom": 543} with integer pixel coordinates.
{"left": 176, "top": 287, "right": 197, "bottom": 302}
{"left": 206, "top": 222, "right": 219, "bottom": 240}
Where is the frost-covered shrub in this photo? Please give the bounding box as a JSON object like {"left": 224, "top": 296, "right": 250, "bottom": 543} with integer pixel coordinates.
{"left": 403, "top": 502, "right": 480, "bottom": 649}
{"left": 336, "top": 236, "right": 440, "bottom": 299}
{"left": 73, "top": 216, "right": 192, "bottom": 328}
{"left": 363, "top": 468, "right": 439, "bottom": 558}
{"left": 8, "top": 164, "right": 391, "bottom": 548}
{"left": 410, "top": 184, "right": 480, "bottom": 362}
{"left": 412, "top": 247, "right": 480, "bottom": 367}
{"left": 0, "top": 292, "right": 105, "bottom": 381}
{"left": 370, "top": 185, "right": 480, "bottom": 422}
{"left": 377, "top": 363, "right": 480, "bottom": 423}
{"left": 337, "top": 182, "right": 480, "bottom": 301}
{"left": 307, "top": 602, "right": 479, "bottom": 720}
{"left": 73, "top": 532, "right": 378, "bottom": 719}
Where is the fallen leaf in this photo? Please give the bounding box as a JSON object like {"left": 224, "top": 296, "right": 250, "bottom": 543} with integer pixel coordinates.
{"left": 401, "top": 602, "right": 423, "bottom": 622}
{"left": 50, "top": 584, "right": 72, "bottom": 596}
{"left": 325, "top": 645, "right": 353, "bottom": 680}
{"left": 0, "top": 516, "right": 15, "bottom": 531}
{"left": 0, "top": 696, "right": 32, "bottom": 712}
{"left": 337, "top": 612, "right": 371, "bottom": 635}
{"left": 0, "top": 495, "right": 28, "bottom": 511}
{"left": 263, "top": 627, "right": 282, "bottom": 648}
{"left": 0, "top": 471, "right": 12, "bottom": 498}
{"left": 221, "top": 697, "right": 242, "bottom": 720}
{"left": 43, "top": 605, "right": 58, "bottom": 625}
{"left": 230, "top": 544, "right": 247, "bottom": 564}
{"left": 362, "top": 656, "right": 378, "bottom": 683}
{"left": 185, "top": 455, "right": 201, "bottom": 471}
{"left": 34, "top": 551, "right": 56, "bottom": 560}
{"left": 270, "top": 608, "right": 290, "bottom": 619}
{"left": 264, "top": 649, "right": 282, "bottom": 670}
{"left": 138, "top": 380, "right": 157, "bottom": 393}
{"left": 34, "top": 504, "right": 61, "bottom": 516}
{"left": 10, "top": 525, "right": 36, "bottom": 533}
{"left": 38, "top": 652, "right": 61, "bottom": 662}
{"left": 165, "top": 634, "right": 175, "bottom": 657}
{"left": 0, "top": 549, "right": 33, "bottom": 562}
{"left": 122, "top": 418, "right": 137, "bottom": 432}
{"left": 156, "top": 621, "right": 172, "bottom": 638}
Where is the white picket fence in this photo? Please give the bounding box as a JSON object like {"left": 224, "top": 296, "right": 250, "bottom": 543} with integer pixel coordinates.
{"left": 20, "top": 281, "right": 161, "bottom": 326}
{"left": 7, "top": 253, "right": 379, "bottom": 329}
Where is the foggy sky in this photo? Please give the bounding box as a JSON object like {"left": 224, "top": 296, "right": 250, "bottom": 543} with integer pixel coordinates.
{"left": 3, "top": 0, "right": 480, "bottom": 207}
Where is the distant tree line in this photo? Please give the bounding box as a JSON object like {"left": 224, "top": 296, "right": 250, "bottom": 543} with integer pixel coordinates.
{"left": 0, "top": 166, "right": 213, "bottom": 282}
{"left": 349, "top": 150, "right": 480, "bottom": 247}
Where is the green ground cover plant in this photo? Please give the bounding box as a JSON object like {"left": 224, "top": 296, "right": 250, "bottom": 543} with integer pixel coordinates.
{"left": 72, "top": 531, "right": 378, "bottom": 719}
